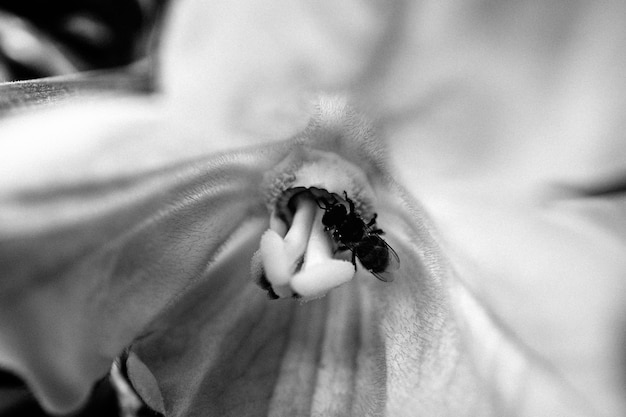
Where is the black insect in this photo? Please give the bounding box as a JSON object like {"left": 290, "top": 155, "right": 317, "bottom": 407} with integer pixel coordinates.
{"left": 316, "top": 191, "right": 399, "bottom": 282}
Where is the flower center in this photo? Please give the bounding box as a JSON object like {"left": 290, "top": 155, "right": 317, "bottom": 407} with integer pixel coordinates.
{"left": 251, "top": 149, "right": 396, "bottom": 301}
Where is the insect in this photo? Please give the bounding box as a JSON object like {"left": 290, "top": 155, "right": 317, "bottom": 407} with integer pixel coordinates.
{"left": 316, "top": 191, "right": 399, "bottom": 282}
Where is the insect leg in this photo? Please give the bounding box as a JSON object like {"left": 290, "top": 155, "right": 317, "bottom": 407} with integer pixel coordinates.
{"left": 334, "top": 245, "right": 349, "bottom": 254}
{"left": 366, "top": 213, "right": 378, "bottom": 227}
{"left": 316, "top": 197, "right": 329, "bottom": 210}
{"left": 343, "top": 191, "right": 356, "bottom": 213}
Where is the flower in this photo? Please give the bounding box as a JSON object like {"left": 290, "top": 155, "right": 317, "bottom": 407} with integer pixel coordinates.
{"left": 2, "top": 1, "right": 626, "bottom": 417}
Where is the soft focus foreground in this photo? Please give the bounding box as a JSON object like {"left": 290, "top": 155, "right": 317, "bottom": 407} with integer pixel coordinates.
{"left": 1, "top": 1, "right": 626, "bottom": 417}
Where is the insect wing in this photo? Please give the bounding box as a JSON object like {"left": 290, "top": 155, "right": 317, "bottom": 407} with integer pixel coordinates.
{"left": 363, "top": 235, "right": 400, "bottom": 282}
{"left": 370, "top": 270, "right": 393, "bottom": 282}
{"left": 383, "top": 239, "right": 400, "bottom": 270}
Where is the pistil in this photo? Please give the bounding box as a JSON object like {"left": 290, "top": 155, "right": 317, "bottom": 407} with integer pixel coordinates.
{"left": 259, "top": 192, "right": 317, "bottom": 297}
{"left": 257, "top": 191, "right": 355, "bottom": 300}
{"left": 290, "top": 208, "right": 355, "bottom": 300}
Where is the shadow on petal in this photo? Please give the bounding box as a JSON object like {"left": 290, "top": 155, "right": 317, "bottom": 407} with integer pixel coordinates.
{"left": 129, "top": 222, "right": 388, "bottom": 417}
{"left": 0, "top": 142, "right": 290, "bottom": 413}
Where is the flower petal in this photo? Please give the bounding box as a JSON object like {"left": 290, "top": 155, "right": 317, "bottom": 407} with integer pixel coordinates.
{"left": 128, "top": 232, "right": 387, "bottom": 417}
{"left": 0, "top": 99, "right": 293, "bottom": 412}
{"left": 126, "top": 179, "right": 604, "bottom": 416}
{"left": 370, "top": 186, "right": 604, "bottom": 416}
{"left": 360, "top": 1, "right": 626, "bottom": 190}
{"left": 158, "top": 0, "right": 390, "bottom": 142}
{"left": 420, "top": 186, "right": 626, "bottom": 415}
{"left": 355, "top": 2, "right": 626, "bottom": 414}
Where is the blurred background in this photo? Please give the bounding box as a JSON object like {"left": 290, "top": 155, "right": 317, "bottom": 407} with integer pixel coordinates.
{"left": 0, "top": 0, "right": 166, "bottom": 81}
{"left": 0, "top": 2, "right": 165, "bottom": 415}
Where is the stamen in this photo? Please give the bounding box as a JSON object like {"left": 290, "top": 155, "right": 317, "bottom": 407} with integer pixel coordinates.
{"left": 259, "top": 193, "right": 317, "bottom": 298}
{"left": 290, "top": 208, "right": 355, "bottom": 300}
{"left": 268, "top": 212, "right": 288, "bottom": 237}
